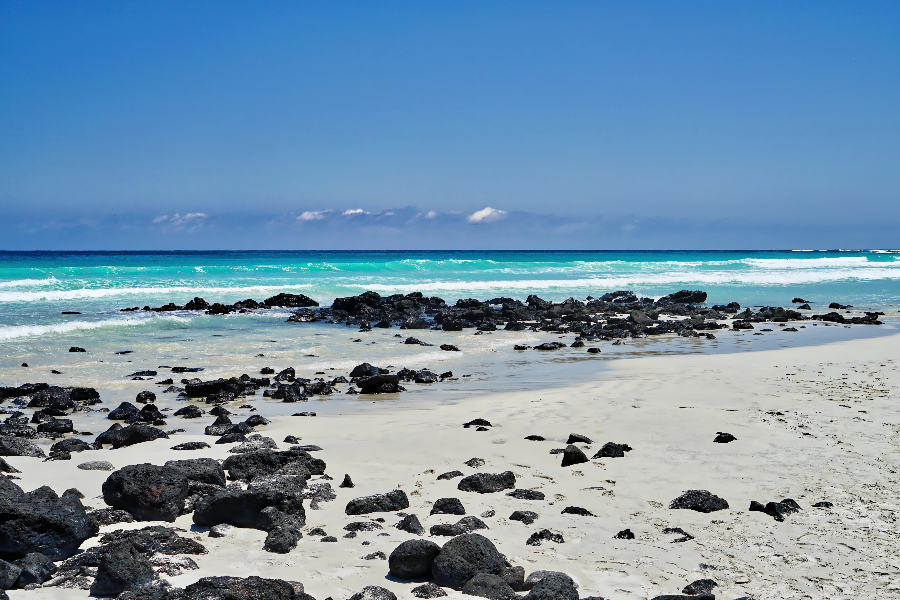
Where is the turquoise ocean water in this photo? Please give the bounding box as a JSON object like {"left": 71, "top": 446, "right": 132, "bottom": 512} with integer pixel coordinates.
{"left": 1, "top": 250, "right": 899, "bottom": 332}
{"left": 1, "top": 250, "right": 897, "bottom": 433}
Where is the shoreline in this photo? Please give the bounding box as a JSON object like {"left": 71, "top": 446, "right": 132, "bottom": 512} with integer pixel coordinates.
{"left": 3, "top": 329, "right": 898, "bottom": 599}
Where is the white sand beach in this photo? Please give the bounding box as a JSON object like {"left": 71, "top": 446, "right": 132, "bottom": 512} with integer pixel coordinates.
{"left": 7, "top": 329, "right": 898, "bottom": 600}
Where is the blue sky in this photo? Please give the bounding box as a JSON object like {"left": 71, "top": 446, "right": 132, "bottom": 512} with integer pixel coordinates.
{"left": 1, "top": 1, "right": 898, "bottom": 249}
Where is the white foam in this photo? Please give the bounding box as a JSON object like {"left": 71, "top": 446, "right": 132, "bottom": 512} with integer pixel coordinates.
{"left": 0, "top": 277, "right": 59, "bottom": 288}
{"left": 345, "top": 267, "right": 900, "bottom": 294}
{"left": 0, "top": 284, "right": 315, "bottom": 303}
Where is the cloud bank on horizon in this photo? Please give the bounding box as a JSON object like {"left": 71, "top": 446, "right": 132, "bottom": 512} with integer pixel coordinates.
{"left": 0, "top": 2, "right": 898, "bottom": 249}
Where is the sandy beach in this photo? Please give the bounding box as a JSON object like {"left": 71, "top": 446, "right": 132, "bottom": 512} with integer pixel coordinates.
{"left": 4, "top": 325, "right": 897, "bottom": 600}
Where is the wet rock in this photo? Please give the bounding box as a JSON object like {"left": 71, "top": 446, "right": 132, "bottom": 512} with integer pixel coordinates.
{"left": 505, "top": 489, "right": 544, "bottom": 500}
{"left": 388, "top": 538, "right": 441, "bottom": 579}
{"left": 522, "top": 571, "right": 578, "bottom": 600}
{"left": 614, "top": 528, "right": 635, "bottom": 539}
{"left": 749, "top": 498, "right": 801, "bottom": 522}
{"left": 164, "top": 458, "right": 226, "bottom": 487}
{"left": 69, "top": 347, "right": 86, "bottom": 353}
{"left": 437, "top": 470, "right": 464, "bottom": 480}
{"left": 591, "top": 442, "right": 632, "bottom": 458}
{"left": 102, "top": 464, "right": 189, "bottom": 522}
{"left": 440, "top": 345, "right": 460, "bottom": 352}
{"left": 109, "top": 402, "right": 141, "bottom": 420}
{"left": 429, "top": 516, "right": 488, "bottom": 536}
{"left": 52, "top": 438, "right": 91, "bottom": 454}
{"left": 349, "top": 586, "right": 398, "bottom": 600}
{"left": 263, "top": 293, "right": 319, "bottom": 308}
{"left": 171, "top": 442, "right": 210, "bottom": 451}
{"left": 244, "top": 415, "right": 270, "bottom": 427}
{"left": 669, "top": 490, "right": 729, "bottom": 513}
{"left": 173, "top": 406, "right": 204, "bottom": 419}
{"left": 509, "top": 510, "right": 539, "bottom": 525}
{"left": 135, "top": 391, "right": 157, "bottom": 404}
{"left": 713, "top": 432, "right": 737, "bottom": 443}
{"left": 534, "top": 342, "right": 566, "bottom": 351}
{"left": 524, "top": 435, "right": 545, "bottom": 441}
{"left": 525, "top": 529, "right": 564, "bottom": 546}
{"left": 357, "top": 374, "right": 401, "bottom": 394}
{"left": 37, "top": 418, "right": 74, "bottom": 434}
{"left": 431, "top": 498, "right": 465, "bottom": 515}
{"left": 561, "top": 445, "right": 589, "bottom": 467}
{"left": 101, "top": 424, "right": 169, "bottom": 449}
{"left": 658, "top": 290, "right": 707, "bottom": 304}
{"left": 0, "top": 436, "right": 45, "bottom": 458}
{"left": 431, "top": 533, "right": 507, "bottom": 590}
{"left": 89, "top": 542, "right": 155, "bottom": 597}
{"left": 346, "top": 489, "right": 409, "bottom": 515}
{"left": 457, "top": 472, "right": 515, "bottom": 494}
{"left": 461, "top": 573, "right": 516, "bottom": 599}
{"left": 0, "top": 485, "right": 98, "bottom": 560}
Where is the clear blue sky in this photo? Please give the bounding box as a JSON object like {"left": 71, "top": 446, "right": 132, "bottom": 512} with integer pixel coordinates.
{"left": 1, "top": 1, "right": 898, "bottom": 249}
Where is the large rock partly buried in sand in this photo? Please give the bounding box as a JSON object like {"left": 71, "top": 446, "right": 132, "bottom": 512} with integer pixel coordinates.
{"left": 388, "top": 539, "right": 441, "bottom": 579}
{"left": 0, "top": 436, "right": 45, "bottom": 458}
{"left": 222, "top": 448, "right": 323, "bottom": 481}
{"left": 431, "top": 533, "right": 507, "bottom": 590}
{"left": 345, "top": 489, "right": 409, "bottom": 515}
{"left": 457, "top": 472, "right": 516, "bottom": 494}
{"left": 668, "top": 490, "right": 729, "bottom": 513}
{"left": 0, "top": 485, "right": 98, "bottom": 560}
{"left": 193, "top": 489, "right": 306, "bottom": 529}
{"left": 102, "top": 464, "right": 190, "bottom": 522}
{"left": 89, "top": 541, "right": 156, "bottom": 597}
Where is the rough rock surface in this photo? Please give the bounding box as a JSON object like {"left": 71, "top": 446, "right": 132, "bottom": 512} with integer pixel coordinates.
{"left": 345, "top": 489, "right": 409, "bottom": 515}
{"left": 102, "top": 464, "right": 190, "bottom": 522}
{"left": 458, "top": 471, "right": 516, "bottom": 493}
{"left": 669, "top": 490, "right": 729, "bottom": 513}
{"left": 388, "top": 539, "right": 441, "bottom": 579}
{"left": 431, "top": 533, "right": 507, "bottom": 590}
{"left": 0, "top": 485, "right": 98, "bottom": 560}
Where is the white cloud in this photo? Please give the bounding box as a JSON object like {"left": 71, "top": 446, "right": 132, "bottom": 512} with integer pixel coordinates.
{"left": 297, "top": 210, "right": 331, "bottom": 221}
{"left": 343, "top": 208, "right": 370, "bottom": 216}
{"left": 424, "top": 211, "right": 438, "bottom": 219}
{"left": 154, "top": 213, "right": 207, "bottom": 226}
{"left": 467, "top": 207, "right": 507, "bottom": 223}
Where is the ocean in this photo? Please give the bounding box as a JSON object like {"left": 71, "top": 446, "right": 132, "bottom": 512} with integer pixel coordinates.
{"left": 0, "top": 249, "right": 897, "bottom": 435}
